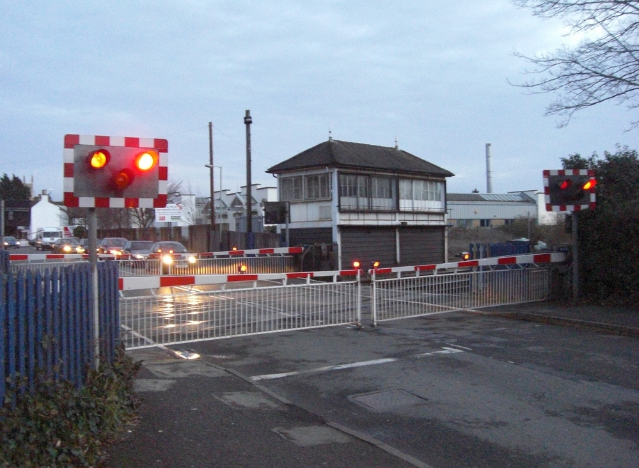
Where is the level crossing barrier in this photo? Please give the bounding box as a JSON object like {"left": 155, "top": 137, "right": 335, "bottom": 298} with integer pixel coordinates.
{"left": 369, "top": 253, "right": 566, "bottom": 325}
{"left": 119, "top": 269, "right": 361, "bottom": 349}
{"left": 8, "top": 246, "right": 302, "bottom": 277}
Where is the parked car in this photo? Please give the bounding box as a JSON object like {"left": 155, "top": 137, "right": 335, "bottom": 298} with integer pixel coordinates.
{"left": 76, "top": 238, "right": 90, "bottom": 254}
{"left": 97, "top": 237, "right": 129, "bottom": 256}
{"left": 149, "top": 241, "right": 197, "bottom": 273}
{"left": 3, "top": 236, "right": 20, "bottom": 249}
{"left": 123, "top": 240, "right": 154, "bottom": 260}
{"left": 51, "top": 237, "right": 81, "bottom": 254}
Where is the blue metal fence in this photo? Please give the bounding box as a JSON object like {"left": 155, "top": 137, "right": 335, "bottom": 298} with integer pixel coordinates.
{"left": 1, "top": 260, "right": 119, "bottom": 403}
{"left": 469, "top": 242, "right": 531, "bottom": 259}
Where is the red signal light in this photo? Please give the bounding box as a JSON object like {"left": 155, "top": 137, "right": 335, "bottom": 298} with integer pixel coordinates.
{"left": 559, "top": 179, "right": 572, "bottom": 190}
{"left": 113, "top": 169, "right": 134, "bottom": 190}
{"left": 582, "top": 179, "right": 597, "bottom": 190}
{"left": 88, "top": 150, "right": 110, "bottom": 169}
{"left": 352, "top": 260, "right": 361, "bottom": 268}
{"left": 135, "top": 150, "right": 158, "bottom": 172}
{"left": 371, "top": 260, "right": 380, "bottom": 268}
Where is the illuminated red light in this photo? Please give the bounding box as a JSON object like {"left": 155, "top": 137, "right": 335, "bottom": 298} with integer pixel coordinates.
{"left": 583, "top": 179, "right": 597, "bottom": 190}
{"left": 88, "top": 150, "right": 110, "bottom": 169}
{"left": 135, "top": 151, "right": 158, "bottom": 171}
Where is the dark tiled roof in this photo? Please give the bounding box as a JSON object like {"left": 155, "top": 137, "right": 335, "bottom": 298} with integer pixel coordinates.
{"left": 266, "top": 140, "right": 454, "bottom": 178}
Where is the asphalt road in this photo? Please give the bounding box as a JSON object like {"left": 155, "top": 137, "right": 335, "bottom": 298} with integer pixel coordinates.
{"left": 178, "top": 311, "right": 639, "bottom": 468}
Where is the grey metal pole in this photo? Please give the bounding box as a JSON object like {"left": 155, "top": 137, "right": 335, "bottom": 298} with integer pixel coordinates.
{"left": 88, "top": 208, "right": 100, "bottom": 369}
{"left": 285, "top": 201, "right": 290, "bottom": 247}
{"left": 0, "top": 199, "right": 4, "bottom": 250}
{"left": 244, "top": 110, "right": 253, "bottom": 241}
{"left": 218, "top": 166, "right": 222, "bottom": 251}
{"left": 209, "top": 122, "right": 216, "bottom": 251}
{"left": 572, "top": 211, "right": 579, "bottom": 301}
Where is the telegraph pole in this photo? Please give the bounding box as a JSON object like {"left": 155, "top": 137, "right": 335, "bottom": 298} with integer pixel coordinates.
{"left": 244, "top": 110, "right": 253, "bottom": 246}
{"left": 208, "top": 122, "right": 216, "bottom": 251}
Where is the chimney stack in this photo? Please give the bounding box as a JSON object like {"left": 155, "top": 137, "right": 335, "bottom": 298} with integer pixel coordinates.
{"left": 486, "top": 143, "right": 493, "bottom": 193}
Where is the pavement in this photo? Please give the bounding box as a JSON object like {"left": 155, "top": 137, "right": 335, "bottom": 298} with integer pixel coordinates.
{"left": 105, "top": 301, "right": 639, "bottom": 468}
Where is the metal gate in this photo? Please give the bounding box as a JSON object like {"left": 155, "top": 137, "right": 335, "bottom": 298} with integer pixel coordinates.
{"left": 120, "top": 271, "right": 361, "bottom": 349}
{"left": 371, "top": 253, "right": 565, "bottom": 325}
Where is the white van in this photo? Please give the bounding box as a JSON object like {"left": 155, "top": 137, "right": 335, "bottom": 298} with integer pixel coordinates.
{"left": 35, "top": 228, "right": 64, "bottom": 251}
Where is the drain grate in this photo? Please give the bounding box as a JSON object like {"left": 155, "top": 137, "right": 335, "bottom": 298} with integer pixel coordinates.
{"left": 350, "top": 389, "right": 427, "bottom": 411}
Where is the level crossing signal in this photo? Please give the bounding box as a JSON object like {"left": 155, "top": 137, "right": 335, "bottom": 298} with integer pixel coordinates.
{"left": 64, "top": 134, "right": 168, "bottom": 208}
{"left": 543, "top": 169, "right": 597, "bottom": 212}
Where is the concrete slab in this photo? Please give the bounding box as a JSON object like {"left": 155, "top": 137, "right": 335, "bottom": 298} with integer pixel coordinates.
{"left": 350, "top": 388, "right": 428, "bottom": 411}
{"left": 215, "top": 391, "right": 286, "bottom": 411}
{"left": 272, "top": 425, "right": 352, "bottom": 447}
{"left": 144, "top": 361, "right": 228, "bottom": 378}
{"left": 134, "top": 379, "right": 177, "bottom": 392}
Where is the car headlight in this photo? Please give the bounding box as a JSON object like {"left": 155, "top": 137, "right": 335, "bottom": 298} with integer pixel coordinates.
{"left": 63, "top": 245, "right": 72, "bottom": 252}
{"left": 188, "top": 255, "right": 197, "bottom": 264}
{"left": 162, "top": 255, "right": 173, "bottom": 265}
{"left": 134, "top": 254, "right": 145, "bottom": 259}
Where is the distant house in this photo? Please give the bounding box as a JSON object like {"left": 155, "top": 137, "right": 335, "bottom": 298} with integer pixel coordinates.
{"left": 266, "top": 139, "right": 454, "bottom": 270}
{"left": 28, "top": 191, "right": 69, "bottom": 241}
{"left": 194, "top": 184, "right": 278, "bottom": 232}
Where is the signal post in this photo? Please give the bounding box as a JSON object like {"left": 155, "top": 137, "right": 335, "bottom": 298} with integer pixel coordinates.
{"left": 63, "top": 134, "right": 169, "bottom": 368}
{"left": 543, "top": 169, "right": 597, "bottom": 301}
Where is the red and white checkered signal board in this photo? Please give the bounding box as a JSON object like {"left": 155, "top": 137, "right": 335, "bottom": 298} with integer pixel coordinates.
{"left": 63, "top": 134, "right": 168, "bottom": 208}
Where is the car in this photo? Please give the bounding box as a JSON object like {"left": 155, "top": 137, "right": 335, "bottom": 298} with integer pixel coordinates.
{"left": 76, "top": 238, "right": 91, "bottom": 254}
{"left": 149, "top": 241, "right": 197, "bottom": 273}
{"left": 97, "top": 237, "right": 129, "bottom": 256}
{"left": 3, "top": 236, "right": 20, "bottom": 249}
{"left": 123, "top": 240, "right": 154, "bottom": 260}
{"left": 51, "top": 237, "right": 81, "bottom": 254}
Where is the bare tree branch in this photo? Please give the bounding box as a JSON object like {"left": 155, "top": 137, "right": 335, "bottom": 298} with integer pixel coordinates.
{"left": 512, "top": 0, "right": 639, "bottom": 128}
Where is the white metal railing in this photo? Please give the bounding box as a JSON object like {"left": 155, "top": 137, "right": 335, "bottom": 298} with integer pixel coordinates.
{"left": 120, "top": 271, "right": 361, "bottom": 349}
{"left": 371, "top": 267, "right": 550, "bottom": 325}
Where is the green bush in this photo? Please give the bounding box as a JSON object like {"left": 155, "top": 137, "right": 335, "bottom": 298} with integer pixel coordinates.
{"left": 563, "top": 146, "right": 639, "bottom": 305}
{"left": 0, "top": 345, "right": 141, "bottom": 467}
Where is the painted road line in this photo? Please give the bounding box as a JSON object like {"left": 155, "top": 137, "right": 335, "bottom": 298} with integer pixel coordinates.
{"left": 444, "top": 343, "right": 473, "bottom": 351}
{"left": 250, "top": 347, "right": 464, "bottom": 381}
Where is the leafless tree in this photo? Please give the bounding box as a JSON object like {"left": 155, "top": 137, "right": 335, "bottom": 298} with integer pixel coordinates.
{"left": 512, "top": 1, "right": 639, "bottom": 128}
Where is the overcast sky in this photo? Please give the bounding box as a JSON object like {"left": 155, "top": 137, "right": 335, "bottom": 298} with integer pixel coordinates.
{"left": 1, "top": 1, "right": 635, "bottom": 201}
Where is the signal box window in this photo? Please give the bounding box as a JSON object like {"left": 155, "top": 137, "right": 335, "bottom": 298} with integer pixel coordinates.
{"left": 305, "top": 174, "right": 330, "bottom": 200}
{"left": 280, "top": 176, "right": 303, "bottom": 201}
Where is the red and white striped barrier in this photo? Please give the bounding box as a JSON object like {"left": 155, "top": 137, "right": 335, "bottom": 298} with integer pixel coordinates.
{"left": 118, "top": 268, "right": 360, "bottom": 291}
{"left": 9, "top": 253, "right": 124, "bottom": 262}
{"left": 9, "top": 246, "right": 304, "bottom": 263}
{"left": 198, "top": 246, "right": 303, "bottom": 258}
{"left": 368, "top": 252, "right": 566, "bottom": 276}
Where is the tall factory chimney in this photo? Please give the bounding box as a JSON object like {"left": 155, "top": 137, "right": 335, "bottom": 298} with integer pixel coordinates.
{"left": 486, "top": 143, "right": 493, "bottom": 193}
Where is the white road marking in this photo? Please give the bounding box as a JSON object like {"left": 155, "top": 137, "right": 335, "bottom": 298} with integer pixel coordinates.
{"left": 445, "top": 343, "right": 473, "bottom": 351}
{"left": 250, "top": 347, "right": 464, "bottom": 381}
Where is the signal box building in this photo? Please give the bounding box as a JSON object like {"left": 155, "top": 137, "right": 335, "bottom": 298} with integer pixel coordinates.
{"left": 266, "top": 139, "right": 454, "bottom": 270}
